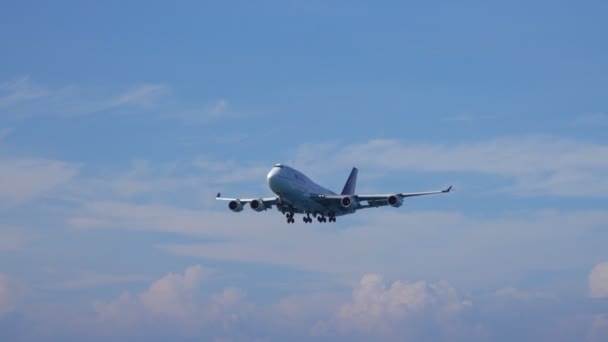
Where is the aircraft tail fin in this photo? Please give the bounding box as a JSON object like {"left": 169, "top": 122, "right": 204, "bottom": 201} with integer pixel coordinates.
{"left": 341, "top": 167, "right": 358, "bottom": 195}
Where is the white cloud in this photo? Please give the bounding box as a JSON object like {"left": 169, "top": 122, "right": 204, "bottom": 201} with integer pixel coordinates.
{"left": 139, "top": 265, "right": 206, "bottom": 319}
{"left": 153, "top": 209, "right": 608, "bottom": 291}
{"left": 62, "top": 187, "right": 608, "bottom": 289}
{"left": 0, "top": 76, "right": 170, "bottom": 118}
{"left": 589, "top": 262, "right": 608, "bottom": 298}
{"left": 107, "top": 84, "right": 168, "bottom": 108}
{"left": 292, "top": 136, "right": 608, "bottom": 197}
{"left": 0, "top": 76, "right": 235, "bottom": 125}
{"left": 94, "top": 265, "right": 247, "bottom": 333}
{"left": 0, "top": 158, "right": 79, "bottom": 205}
{"left": 330, "top": 274, "right": 469, "bottom": 335}
{"left": 95, "top": 265, "right": 207, "bottom": 323}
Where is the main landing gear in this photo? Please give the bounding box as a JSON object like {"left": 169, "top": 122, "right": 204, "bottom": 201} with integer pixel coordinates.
{"left": 286, "top": 212, "right": 336, "bottom": 224}
{"left": 303, "top": 212, "right": 313, "bottom": 223}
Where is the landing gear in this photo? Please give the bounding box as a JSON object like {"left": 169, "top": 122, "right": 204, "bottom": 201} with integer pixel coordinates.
{"left": 286, "top": 212, "right": 295, "bottom": 224}
{"left": 303, "top": 212, "right": 313, "bottom": 223}
{"left": 284, "top": 212, "right": 335, "bottom": 224}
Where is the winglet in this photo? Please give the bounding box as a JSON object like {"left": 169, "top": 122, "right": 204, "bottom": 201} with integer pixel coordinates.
{"left": 443, "top": 186, "right": 452, "bottom": 193}
{"left": 216, "top": 192, "right": 221, "bottom": 198}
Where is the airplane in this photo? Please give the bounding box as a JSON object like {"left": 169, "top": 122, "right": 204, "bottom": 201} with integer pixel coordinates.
{"left": 216, "top": 164, "right": 452, "bottom": 224}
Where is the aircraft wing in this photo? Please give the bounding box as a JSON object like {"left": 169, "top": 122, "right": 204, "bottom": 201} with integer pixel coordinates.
{"left": 313, "top": 186, "right": 452, "bottom": 209}
{"left": 215, "top": 193, "right": 279, "bottom": 205}
{"left": 357, "top": 186, "right": 453, "bottom": 200}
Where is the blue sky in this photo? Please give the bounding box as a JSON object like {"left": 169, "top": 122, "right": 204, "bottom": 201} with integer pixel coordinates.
{"left": 1, "top": 1, "right": 608, "bottom": 341}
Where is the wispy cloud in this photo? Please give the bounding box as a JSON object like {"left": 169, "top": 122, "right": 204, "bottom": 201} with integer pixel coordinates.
{"left": 0, "top": 76, "right": 236, "bottom": 125}
{"left": 51, "top": 273, "right": 150, "bottom": 290}
{"left": 0, "top": 76, "right": 49, "bottom": 108}
{"left": 161, "top": 99, "right": 237, "bottom": 124}
{"left": 107, "top": 84, "right": 168, "bottom": 108}
{"left": 68, "top": 198, "right": 608, "bottom": 288}
{"left": 574, "top": 112, "right": 608, "bottom": 126}
{"left": 292, "top": 136, "right": 608, "bottom": 197}
{"left": 0, "top": 225, "right": 33, "bottom": 252}
{"left": 0, "top": 158, "right": 79, "bottom": 205}
{"left": 0, "top": 76, "right": 169, "bottom": 118}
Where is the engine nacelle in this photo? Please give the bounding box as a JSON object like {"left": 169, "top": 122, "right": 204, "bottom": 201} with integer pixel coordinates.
{"left": 228, "top": 200, "right": 244, "bottom": 212}
{"left": 341, "top": 196, "right": 357, "bottom": 209}
{"left": 387, "top": 195, "right": 403, "bottom": 208}
{"left": 250, "top": 199, "right": 266, "bottom": 212}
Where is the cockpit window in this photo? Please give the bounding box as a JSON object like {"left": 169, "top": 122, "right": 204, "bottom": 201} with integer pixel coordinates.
{"left": 274, "top": 163, "right": 283, "bottom": 168}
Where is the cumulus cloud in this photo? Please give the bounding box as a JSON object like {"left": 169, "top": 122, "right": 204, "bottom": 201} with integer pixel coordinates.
{"left": 589, "top": 262, "right": 608, "bottom": 298}
{"left": 95, "top": 265, "right": 206, "bottom": 323}
{"left": 94, "top": 265, "right": 248, "bottom": 334}
{"left": 319, "top": 274, "right": 470, "bottom": 338}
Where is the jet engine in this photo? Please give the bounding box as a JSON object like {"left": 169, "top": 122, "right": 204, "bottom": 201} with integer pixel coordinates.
{"left": 228, "top": 200, "right": 244, "bottom": 212}
{"left": 250, "top": 199, "right": 266, "bottom": 212}
{"left": 341, "top": 196, "right": 356, "bottom": 209}
{"left": 387, "top": 195, "right": 403, "bottom": 208}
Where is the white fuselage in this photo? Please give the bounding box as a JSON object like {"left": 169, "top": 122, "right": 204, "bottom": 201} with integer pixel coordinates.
{"left": 267, "top": 164, "right": 338, "bottom": 214}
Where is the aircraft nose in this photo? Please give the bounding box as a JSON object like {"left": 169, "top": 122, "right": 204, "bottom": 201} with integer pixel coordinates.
{"left": 267, "top": 167, "right": 278, "bottom": 182}
{"left": 267, "top": 166, "right": 281, "bottom": 191}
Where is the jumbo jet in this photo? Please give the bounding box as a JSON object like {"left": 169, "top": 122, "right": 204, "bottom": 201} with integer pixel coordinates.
{"left": 217, "top": 164, "right": 452, "bottom": 224}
